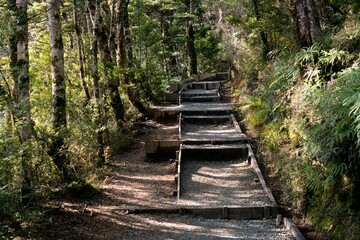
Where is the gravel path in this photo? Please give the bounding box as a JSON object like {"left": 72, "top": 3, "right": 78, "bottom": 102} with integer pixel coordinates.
{"left": 47, "top": 124, "right": 296, "bottom": 240}
{"left": 122, "top": 214, "right": 295, "bottom": 240}
{"left": 47, "top": 80, "right": 298, "bottom": 239}
{"left": 181, "top": 123, "right": 247, "bottom": 141}
{"left": 180, "top": 160, "right": 271, "bottom": 207}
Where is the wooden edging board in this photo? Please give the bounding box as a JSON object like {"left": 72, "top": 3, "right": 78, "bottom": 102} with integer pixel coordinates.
{"left": 177, "top": 144, "right": 183, "bottom": 200}
{"left": 284, "top": 217, "right": 306, "bottom": 240}
{"left": 129, "top": 206, "right": 278, "bottom": 220}
{"left": 178, "top": 112, "right": 182, "bottom": 140}
{"left": 230, "top": 113, "right": 242, "bottom": 133}
{"left": 247, "top": 144, "right": 278, "bottom": 206}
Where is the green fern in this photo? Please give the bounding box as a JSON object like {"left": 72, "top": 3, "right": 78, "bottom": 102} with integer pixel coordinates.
{"left": 295, "top": 44, "right": 321, "bottom": 66}
{"left": 319, "top": 49, "right": 352, "bottom": 67}
{"left": 241, "top": 94, "right": 270, "bottom": 126}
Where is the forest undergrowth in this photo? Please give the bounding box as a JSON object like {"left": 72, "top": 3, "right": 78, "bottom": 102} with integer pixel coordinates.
{"left": 1, "top": 0, "right": 360, "bottom": 239}
{"left": 237, "top": 20, "right": 360, "bottom": 240}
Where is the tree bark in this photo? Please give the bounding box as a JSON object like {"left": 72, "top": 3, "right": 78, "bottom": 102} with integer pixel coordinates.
{"left": 116, "top": 0, "right": 147, "bottom": 115}
{"left": 252, "top": 0, "right": 270, "bottom": 56}
{"left": 73, "top": 0, "right": 91, "bottom": 103}
{"left": 99, "top": 1, "right": 125, "bottom": 127}
{"left": 292, "top": 0, "right": 321, "bottom": 46}
{"left": 187, "top": 24, "right": 197, "bottom": 75}
{"left": 186, "top": 0, "right": 197, "bottom": 75}
{"left": 88, "top": 0, "right": 105, "bottom": 166}
{"left": 115, "top": 0, "right": 126, "bottom": 68}
{"left": 160, "top": 14, "right": 177, "bottom": 76}
{"left": 48, "top": 0, "right": 75, "bottom": 181}
{"left": 8, "top": 0, "right": 33, "bottom": 205}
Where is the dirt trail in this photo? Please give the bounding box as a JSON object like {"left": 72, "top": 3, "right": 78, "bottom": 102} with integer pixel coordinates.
{"left": 44, "top": 76, "right": 296, "bottom": 239}
{"left": 44, "top": 122, "right": 293, "bottom": 239}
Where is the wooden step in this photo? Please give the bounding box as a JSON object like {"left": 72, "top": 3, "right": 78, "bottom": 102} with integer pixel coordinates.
{"left": 180, "top": 89, "right": 219, "bottom": 96}
{"left": 181, "top": 115, "right": 231, "bottom": 123}
{"left": 181, "top": 143, "right": 248, "bottom": 161}
{"left": 182, "top": 114, "right": 230, "bottom": 118}
{"left": 181, "top": 95, "right": 221, "bottom": 103}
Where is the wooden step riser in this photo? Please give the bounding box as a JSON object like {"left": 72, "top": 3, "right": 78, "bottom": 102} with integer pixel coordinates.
{"left": 181, "top": 147, "right": 248, "bottom": 161}
{"left": 181, "top": 98, "right": 221, "bottom": 103}
{"left": 181, "top": 118, "right": 231, "bottom": 125}
{"left": 131, "top": 206, "right": 278, "bottom": 220}
{"left": 181, "top": 110, "right": 232, "bottom": 116}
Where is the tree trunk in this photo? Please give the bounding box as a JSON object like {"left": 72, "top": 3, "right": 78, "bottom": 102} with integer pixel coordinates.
{"left": 99, "top": 1, "right": 125, "bottom": 127}
{"left": 73, "top": 0, "right": 91, "bottom": 103}
{"left": 116, "top": 0, "right": 147, "bottom": 115}
{"left": 292, "top": 0, "right": 321, "bottom": 46}
{"left": 186, "top": 0, "right": 197, "bottom": 75}
{"left": 252, "top": 0, "right": 270, "bottom": 56}
{"left": 8, "top": 0, "right": 33, "bottom": 205}
{"left": 116, "top": 0, "right": 126, "bottom": 68}
{"left": 89, "top": 0, "right": 105, "bottom": 166}
{"left": 161, "top": 14, "right": 177, "bottom": 76}
{"left": 0, "top": 69, "right": 15, "bottom": 130}
{"left": 187, "top": 24, "right": 197, "bottom": 75}
{"left": 48, "top": 0, "right": 75, "bottom": 181}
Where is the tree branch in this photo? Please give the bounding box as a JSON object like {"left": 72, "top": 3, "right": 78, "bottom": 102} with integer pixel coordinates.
{"left": 0, "top": 68, "right": 12, "bottom": 99}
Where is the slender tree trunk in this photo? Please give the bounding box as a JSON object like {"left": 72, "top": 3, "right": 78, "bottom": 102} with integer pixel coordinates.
{"left": 186, "top": 0, "right": 197, "bottom": 75}
{"left": 187, "top": 25, "right": 197, "bottom": 75}
{"left": 99, "top": 1, "right": 125, "bottom": 127}
{"left": 8, "top": 0, "right": 33, "bottom": 205}
{"left": 116, "top": 0, "right": 126, "bottom": 68}
{"left": 48, "top": 0, "right": 75, "bottom": 181}
{"left": 89, "top": 0, "right": 105, "bottom": 166}
{"left": 73, "top": 0, "right": 91, "bottom": 103}
{"left": 161, "top": 15, "right": 177, "bottom": 76}
{"left": 292, "top": 0, "right": 321, "bottom": 46}
{"left": 0, "top": 69, "right": 15, "bottom": 130}
{"left": 116, "top": 0, "right": 147, "bottom": 115}
{"left": 252, "top": 0, "right": 270, "bottom": 56}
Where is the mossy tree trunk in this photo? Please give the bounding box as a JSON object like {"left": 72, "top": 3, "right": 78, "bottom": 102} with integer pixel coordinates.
{"left": 116, "top": 0, "right": 147, "bottom": 115}
{"left": 48, "top": 0, "right": 75, "bottom": 181}
{"left": 8, "top": 0, "right": 33, "bottom": 205}
{"left": 99, "top": 1, "right": 125, "bottom": 128}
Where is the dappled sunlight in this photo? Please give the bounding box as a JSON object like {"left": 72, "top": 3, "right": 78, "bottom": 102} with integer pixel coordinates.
{"left": 180, "top": 160, "right": 271, "bottom": 207}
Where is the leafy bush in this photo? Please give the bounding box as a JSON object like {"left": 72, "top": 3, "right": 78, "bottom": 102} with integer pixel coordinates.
{"left": 240, "top": 44, "right": 360, "bottom": 238}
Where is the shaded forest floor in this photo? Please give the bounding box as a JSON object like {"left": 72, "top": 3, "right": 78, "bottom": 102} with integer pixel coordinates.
{"left": 25, "top": 120, "right": 318, "bottom": 239}
{"left": 43, "top": 122, "right": 180, "bottom": 239}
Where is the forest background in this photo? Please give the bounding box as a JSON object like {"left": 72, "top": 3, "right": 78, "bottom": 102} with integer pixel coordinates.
{"left": 0, "top": 0, "right": 359, "bottom": 239}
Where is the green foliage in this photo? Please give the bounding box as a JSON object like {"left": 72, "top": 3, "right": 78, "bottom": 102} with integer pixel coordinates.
{"left": 1, "top": 0, "right": 358, "bottom": 237}
{"left": 195, "top": 29, "right": 229, "bottom": 72}
{"left": 204, "top": 0, "right": 360, "bottom": 238}
{"left": 107, "top": 122, "right": 135, "bottom": 156}
{"left": 241, "top": 94, "right": 270, "bottom": 126}
{"left": 0, "top": 4, "right": 14, "bottom": 47}
{"left": 0, "top": 128, "right": 20, "bottom": 185}
{"left": 241, "top": 43, "right": 360, "bottom": 238}
{"left": 261, "top": 122, "right": 287, "bottom": 151}
{"left": 295, "top": 45, "right": 321, "bottom": 66}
